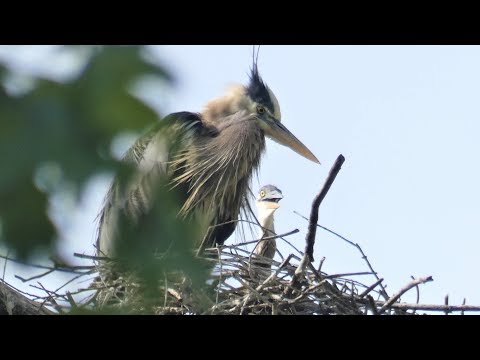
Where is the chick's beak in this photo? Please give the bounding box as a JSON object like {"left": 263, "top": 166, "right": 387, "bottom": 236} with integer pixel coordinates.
{"left": 259, "top": 188, "right": 283, "bottom": 210}
{"left": 263, "top": 201, "right": 280, "bottom": 210}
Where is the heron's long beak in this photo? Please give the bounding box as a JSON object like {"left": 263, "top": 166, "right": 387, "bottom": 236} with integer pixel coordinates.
{"left": 266, "top": 121, "right": 320, "bottom": 164}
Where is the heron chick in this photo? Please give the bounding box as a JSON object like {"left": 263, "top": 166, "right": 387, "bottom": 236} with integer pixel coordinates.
{"left": 253, "top": 185, "right": 283, "bottom": 268}
{"left": 97, "top": 53, "right": 319, "bottom": 258}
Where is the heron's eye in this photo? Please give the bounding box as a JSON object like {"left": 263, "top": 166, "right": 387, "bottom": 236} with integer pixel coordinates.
{"left": 260, "top": 190, "right": 266, "bottom": 198}
{"left": 256, "top": 106, "right": 265, "bottom": 114}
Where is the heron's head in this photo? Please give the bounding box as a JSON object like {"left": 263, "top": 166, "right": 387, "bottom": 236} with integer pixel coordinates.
{"left": 202, "top": 57, "right": 320, "bottom": 164}
{"left": 245, "top": 64, "right": 320, "bottom": 164}
{"left": 256, "top": 185, "right": 283, "bottom": 229}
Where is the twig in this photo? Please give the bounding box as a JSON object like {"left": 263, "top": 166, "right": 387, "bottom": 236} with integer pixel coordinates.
{"left": 15, "top": 269, "right": 55, "bottom": 283}
{"left": 378, "top": 276, "right": 433, "bottom": 314}
{"left": 256, "top": 254, "right": 294, "bottom": 292}
{"left": 358, "top": 278, "right": 384, "bottom": 299}
{"left": 276, "top": 236, "right": 304, "bottom": 257}
{"left": 234, "top": 276, "right": 269, "bottom": 315}
{"left": 444, "top": 294, "right": 449, "bottom": 315}
{"left": 410, "top": 275, "right": 419, "bottom": 315}
{"left": 74, "top": 253, "right": 110, "bottom": 261}
{"left": 2, "top": 249, "right": 10, "bottom": 281}
{"left": 373, "top": 301, "right": 480, "bottom": 313}
{"left": 0, "top": 279, "right": 44, "bottom": 300}
{"left": 216, "top": 246, "right": 223, "bottom": 306}
{"left": 35, "top": 282, "right": 61, "bottom": 313}
{"left": 40, "top": 292, "right": 63, "bottom": 314}
{"left": 196, "top": 218, "right": 270, "bottom": 256}
{"left": 164, "top": 272, "right": 168, "bottom": 307}
{"left": 462, "top": 298, "right": 466, "bottom": 316}
{"left": 304, "top": 154, "right": 345, "bottom": 262}
{"left": 65, "top": 291, "right": 77, "bottom": 308}
{"left": 223, "top": 229, "right": 299, "bottom": 248}
{"left": 0, "top": 253, "right": 94, "bottom": 274}
{"left": 54, "top": 271, "right": 93, "bottom": 294}
{"left": 366, "top": 295, "right": 378, "bottom": 315}
{"left": 324, "top": 271, "right": 373, "bottom": 279}
{"left": 317, "top": 256, "right": 326, "bottom": 273}
{"left": 307, "top": 263, "right": 323, "bottom": 283}
{"left": 411, "top": 276, "right": 420, "bottom": 305}
{"left": 283, "top": 281, "right": 327, "bottom": 305}
{"left": 293, "top": 211, "right": 390, "bottom": 301}
{"left": 286, "top": 155, "right": 346, "bottom": 296}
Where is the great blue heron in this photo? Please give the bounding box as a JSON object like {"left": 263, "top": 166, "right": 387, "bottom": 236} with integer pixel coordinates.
{"left": 96, "top": 52, "right": 319, "bottom": 257}
{"left": 253, "top": 185, "right": 283, "bottom": 268}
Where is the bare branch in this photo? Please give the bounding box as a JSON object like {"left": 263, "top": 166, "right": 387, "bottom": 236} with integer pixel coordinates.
{"left": 293, "top": 211, "right": 390, "bottom": 301}
{"left": 223, "top": 229, "right": 299, "bottom": 248}
{"left": 317, "top": 256, "right": 326, "bottom": 273}
{"left": 358, "top": 278, "right": 384, "bottom": 299}
{"left": 0, "top": 280, "right": 55, "bottom": 315}
{"left": 2, "top": 249, "right": 10, "bottom": 281}
{"left": 15, "top": 269, "right": 55, "bottom": 283}
{"left": 374, "top": 301, "right": 480, "bottom": 313}
{"left": 324, "top": 271, "right": 373, "bottom": 279}
{"left": 378, "top": 276, "right": 433, "bottom": 314}
{"left": 304, "top": 154, "right": 345, "bottom": 262}
{"left": 74, "top": 253, "right": 110, "bottom": 261}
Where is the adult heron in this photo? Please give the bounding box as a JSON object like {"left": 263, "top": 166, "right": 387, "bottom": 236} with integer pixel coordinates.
{"left": 96, "top": 53, "right": 319, "bottom": 257}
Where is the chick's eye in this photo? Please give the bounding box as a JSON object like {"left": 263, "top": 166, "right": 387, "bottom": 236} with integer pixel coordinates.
{"left": 260, "top": 190, "right": 265, "bottom": 198}
{"left": 257, "top": 106, "right": 265, "bottom": 114}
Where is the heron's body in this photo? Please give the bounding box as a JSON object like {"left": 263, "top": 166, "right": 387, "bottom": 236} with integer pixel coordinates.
{"left": 96, "top": 56, "right": 319, "bottom": 258}
{"left": 254, "top": 185, "right": 283, "bottom": 268}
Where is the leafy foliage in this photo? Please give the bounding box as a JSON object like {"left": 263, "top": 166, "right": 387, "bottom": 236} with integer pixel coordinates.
{"left": 0, "top": 46, "right": 171, "bottom": 260}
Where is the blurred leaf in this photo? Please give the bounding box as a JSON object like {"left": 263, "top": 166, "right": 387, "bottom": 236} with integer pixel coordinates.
{"left": 0, "top": 178, "right": 55, "bottom": 259}
{"left": 0, "top": 45, "right": 171, "bottom": 258}
{"left": 114, "top": 178, "right": 209, "bottom": 294}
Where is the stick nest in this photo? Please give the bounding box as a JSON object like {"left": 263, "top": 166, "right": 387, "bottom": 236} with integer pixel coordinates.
{"left": 90, "top": 243, "right": 389, "bottom": 315}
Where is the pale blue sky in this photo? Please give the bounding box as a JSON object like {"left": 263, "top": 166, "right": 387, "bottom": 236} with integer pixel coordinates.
{"left": 1, "top": 45, "right": 479, "bottom": 311}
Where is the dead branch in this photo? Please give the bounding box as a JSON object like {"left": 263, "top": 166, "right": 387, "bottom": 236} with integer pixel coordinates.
{"left": 374, "top": 301, "right": 480, "bottom": 313}
{"left": 285, "top": 155, "right": 345, "bottom": 295}
{"left": 15, "top": 269, "right": 55, "bottom": 283}
{"left": 378, "top": 276, "right": 433, "bottom": 314}
{"left": 222, "top": 229, "right": 299, "bottom": 248}
{"left": 359, "top": 278, "right": 384, "bottom": 299}
{"left": 294, "top": 211, "right": 390, "bottom": 301}
{"left": 0, "top": 280, "right": 55, "bottom": 315}
{"left": 324, "top": 271, "right": 373, "bottom": 279}
{"left": 74, "top": 253, "right": 110, "bottom": 261}
{"left": 304, "top": 154, "right": 345, "bottom": 262}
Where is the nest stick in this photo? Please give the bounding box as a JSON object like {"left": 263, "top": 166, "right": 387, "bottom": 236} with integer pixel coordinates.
{"left": 378, "top": 276, "right": 433, "bottom": 314}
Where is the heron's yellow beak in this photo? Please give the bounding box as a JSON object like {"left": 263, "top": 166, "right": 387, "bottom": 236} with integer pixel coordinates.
{"left": 265, "top": 121, "right": 320, "bottom": 164}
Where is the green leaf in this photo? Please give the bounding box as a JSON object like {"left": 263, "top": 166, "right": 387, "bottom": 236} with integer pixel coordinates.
{"left": 0, "top": 178, "right": 55, "bottom": 259}
{"left": 0, "top": 45, "right": 172, "bottom": 258}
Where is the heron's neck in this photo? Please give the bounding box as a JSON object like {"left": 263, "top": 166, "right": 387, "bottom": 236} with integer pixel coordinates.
{"left": 202, "top": 85, "right": 249, "bottom": 127}
{"left": 177, "top": 111, "right": 265, "bottom": 219}
{"left": 208, "top": 111, "right": 266, "bottom": 185}
{"left": 258, "top": 207, "right": 276, "bottom": 238}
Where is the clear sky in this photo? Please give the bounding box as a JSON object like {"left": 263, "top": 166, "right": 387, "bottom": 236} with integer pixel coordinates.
{"left": 1, "top": 45, "right": 479, "bottom": 311}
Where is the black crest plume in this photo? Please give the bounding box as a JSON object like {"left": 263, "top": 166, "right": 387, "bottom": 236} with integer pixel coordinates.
{"left": 247, "top": 46, "right": 274, "bottom": 113}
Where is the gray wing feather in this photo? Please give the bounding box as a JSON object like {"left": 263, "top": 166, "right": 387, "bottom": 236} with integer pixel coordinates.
{"left": 96, "top": 112, "right": 203, "bottom": 256}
